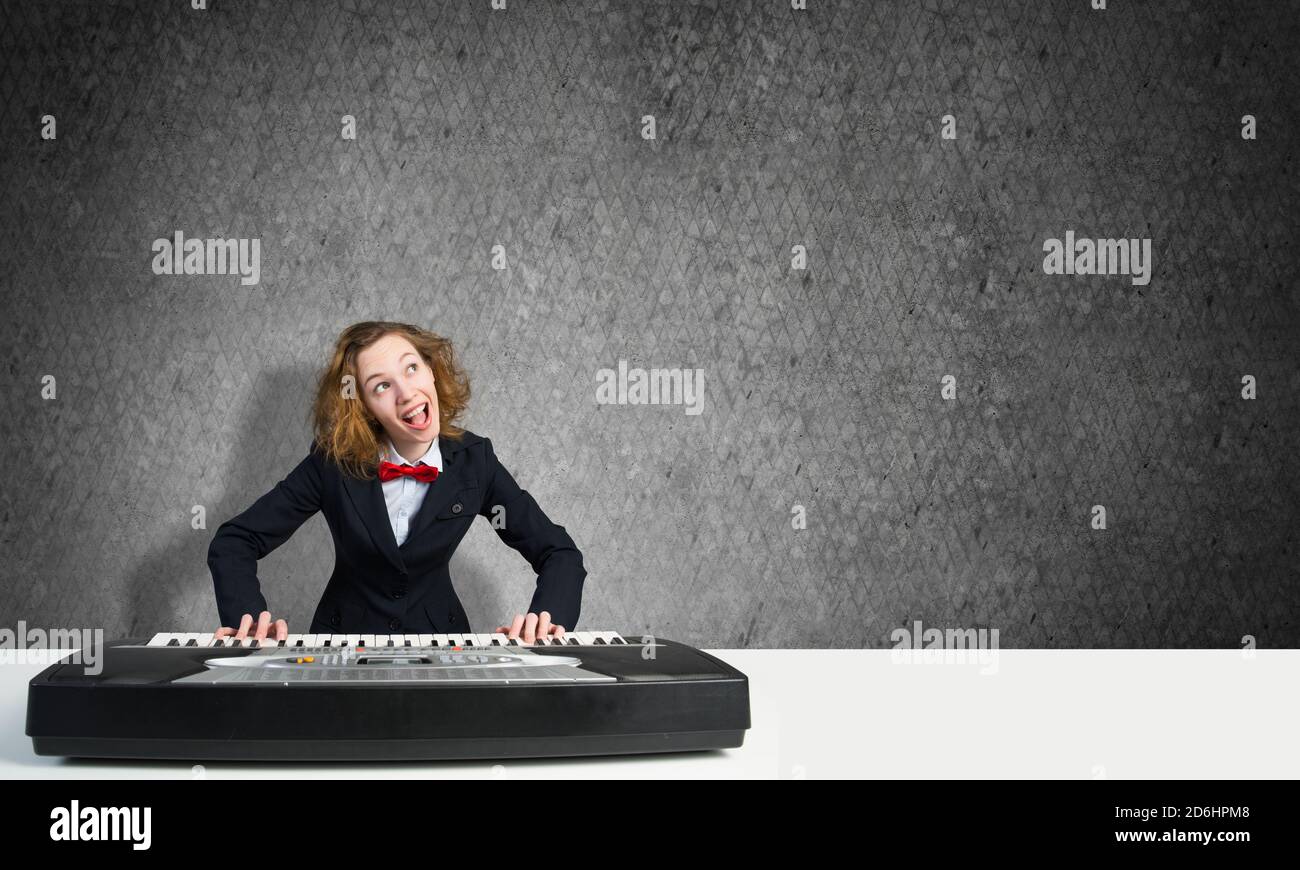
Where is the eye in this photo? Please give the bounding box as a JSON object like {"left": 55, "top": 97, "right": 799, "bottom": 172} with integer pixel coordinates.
{"left": 407, "top": 362, "right": 418, "bottom": 373}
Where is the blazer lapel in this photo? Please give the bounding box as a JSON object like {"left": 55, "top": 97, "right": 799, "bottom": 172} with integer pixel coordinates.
{"left": 402, "top": 436, "right": 471, "bottom": 548}
{"left": 340, "top": 435, "right": 473, "bottom": 574}
{"left": 342, "top": 467, "right": 406, "bottom": 574}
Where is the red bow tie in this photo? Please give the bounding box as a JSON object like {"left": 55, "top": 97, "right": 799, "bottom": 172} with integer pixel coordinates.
{"left": 378, "top": 461, "right": 439, "bottom": 484}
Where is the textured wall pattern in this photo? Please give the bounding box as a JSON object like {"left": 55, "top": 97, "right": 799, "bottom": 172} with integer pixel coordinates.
{"left": 1, "top": 0, "right": 1297, "bottom": 647}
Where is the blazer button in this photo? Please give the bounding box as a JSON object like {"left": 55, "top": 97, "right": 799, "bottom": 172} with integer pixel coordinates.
{"left": 330, "top": 613, "right": 341, "bottom": 627}
{"left": 451, "top": 503, "right": 463, "bottom": 514}
{"left": 391, "top": 589, "right": 406, "bottom": 600}
{"left": 389, "top": 618, "right": 401, "bottom": 631}
{"left": 449, "top": 613, "right": 457, "bottom": 624}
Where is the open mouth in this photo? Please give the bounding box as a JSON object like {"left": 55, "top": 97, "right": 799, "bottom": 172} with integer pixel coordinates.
{"left": 400, "top": 402, "right": 431, "bottom": 430}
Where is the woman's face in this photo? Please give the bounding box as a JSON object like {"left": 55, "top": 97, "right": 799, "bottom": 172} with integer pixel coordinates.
{"left": 356, "top": 333, "right": 440, "bottom": 443}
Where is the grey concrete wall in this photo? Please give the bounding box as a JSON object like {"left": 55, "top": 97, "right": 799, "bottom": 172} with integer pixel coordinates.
{"left": 1, "top": 0, "right": 1296, "bottom": 647}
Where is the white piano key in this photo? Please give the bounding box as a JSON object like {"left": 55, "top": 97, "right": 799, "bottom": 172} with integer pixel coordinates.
{"left": 345, "top": 634, "right": 361, "bottom": 647}
{"left": 284, "top": 634, "right": 306, "bottom": 647}
{"left": 360, "top": 634, "right": 376, "bottom": 647}
{"left": 148, "top": 633, "right": 177, "bottom": 647}
{"left": 302, "top": 634, "right": 319, "bottom": 647}
{"left": 433, "top": 634, "right": 452, "bottom": 646}
{"left": 328, "top": 635, "right": 348, "bottom": 646}
{"left": 574, "top": 631, "right": 596, "bottom": 645}
{"left": 592, "top": 631, "right": 620, "bottom": 645}
{"left": 373, "top": 634, "right": 389, "bottom": 646}
{"left": 196, "top": 632, "right": 215, "bottom": 648}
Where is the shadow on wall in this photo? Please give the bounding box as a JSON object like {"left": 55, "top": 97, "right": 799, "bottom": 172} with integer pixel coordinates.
{"left": 123, "top": 366, "right": 326, "bottom": 637}
{"left": 122, "top": 365, "right": 498, "bottom": 637}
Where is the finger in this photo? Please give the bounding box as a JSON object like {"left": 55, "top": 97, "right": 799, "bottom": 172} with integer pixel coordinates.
{"left": 523, "top": 612, "right": 539, "bottom": 643}
{"left": 215, "top": 627, "right": 233, "bottom": 638}
{"left": 553, "top": 625, "right": 566, "bottom": 639}
{"left": 274, "top": 618, "right": 289, "bottom": 641}
{"left": 536, "top": 611, "right": 552, "bottom": 639}
{"left": 234, "top": 613, "right": 253, "bottom": 640}
{"left": 254, "top": 610, "right": 272, "bottom": 640}
{"left": 508, "top": 614, "right": 526, "bottom": 639}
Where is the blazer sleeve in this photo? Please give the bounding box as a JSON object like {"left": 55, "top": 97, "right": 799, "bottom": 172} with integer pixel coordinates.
{"left": 478, "top": 437, "right": 587, "bottom": 630}
{"left": 206, "top": 442, "right": 324, "bottom": 627}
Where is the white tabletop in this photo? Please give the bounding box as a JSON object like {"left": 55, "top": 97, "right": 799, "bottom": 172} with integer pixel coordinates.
{"left": 4, "top": 649, "right": 1296, "bottom": 779}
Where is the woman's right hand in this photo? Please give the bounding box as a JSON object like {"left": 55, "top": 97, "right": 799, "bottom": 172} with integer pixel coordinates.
{"left": 215, "top": 611, "right": 289, "bottom": 643}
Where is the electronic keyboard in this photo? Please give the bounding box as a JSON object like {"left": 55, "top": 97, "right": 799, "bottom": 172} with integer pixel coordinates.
{"left": 27, "top": 631, "right": 750, "bottom": 761}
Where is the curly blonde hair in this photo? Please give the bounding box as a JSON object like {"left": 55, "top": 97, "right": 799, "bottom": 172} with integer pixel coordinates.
{"left": 310, "top": 321, "right": 471, "bottom": 479}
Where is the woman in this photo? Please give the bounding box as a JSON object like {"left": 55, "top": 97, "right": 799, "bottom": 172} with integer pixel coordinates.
{"left": 207, "top": 321, "right": 586, "bottom": 645}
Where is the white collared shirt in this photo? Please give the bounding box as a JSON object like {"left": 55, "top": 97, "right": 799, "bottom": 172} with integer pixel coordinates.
{"left": 379, "top": 436, "right": 443, "bottom": 546}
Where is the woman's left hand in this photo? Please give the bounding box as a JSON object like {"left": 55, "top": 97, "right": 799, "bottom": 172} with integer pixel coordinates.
{"left": 494, "top": 611, "right": 566, "bottom": 643}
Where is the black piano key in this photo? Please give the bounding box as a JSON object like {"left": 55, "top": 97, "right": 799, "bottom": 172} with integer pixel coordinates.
{"left": 508, "top": 638, "right": 520, "bottom": 646}
{"left": 185, "top": 639, "right": 197, "bottom": 647}
{"left": 593, "top": 637, "right": 606, "bottom": 644}
{"left": 611, "top": 637, "right": 626, "bottom": 644}
{"left": 567, "top": 637, "right": 579, "bottom": 645}
{"left": 166, "top": 639, "right": 179, "bottom": 646}
{"left": 214, "top": 639, "right": 226, "bottom": 647}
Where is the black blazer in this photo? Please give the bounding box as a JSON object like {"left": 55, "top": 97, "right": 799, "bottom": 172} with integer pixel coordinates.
{"left": 207, "top": 429, "right": 586, "bottom": 634}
